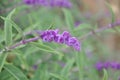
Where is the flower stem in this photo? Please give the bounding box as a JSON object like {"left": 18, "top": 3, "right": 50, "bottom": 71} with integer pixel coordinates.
{"left": 80, "top": 20, "right": 120, "bottom": 40}
{"left": 9, "top": 36, "right": 40, "bottom": 50}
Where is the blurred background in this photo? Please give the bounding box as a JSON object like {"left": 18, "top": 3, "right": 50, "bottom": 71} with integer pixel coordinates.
{"left": 1, "top": 0, "right": 120, "bottom": 59}
{"left": 0, "top": 0, "right": 120, "bottom": 80}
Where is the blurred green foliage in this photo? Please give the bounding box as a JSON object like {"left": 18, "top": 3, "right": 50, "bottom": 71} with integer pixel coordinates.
{"left": 0, "top": 0, "right": 120, "bottom": 80}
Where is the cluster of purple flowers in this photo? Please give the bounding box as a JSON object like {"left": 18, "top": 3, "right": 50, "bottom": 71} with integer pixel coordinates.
{"left": 95, "top": 61, "right": 120, "bottom": 71}
{"left": 38, "top": 29, "right": 80, "bottom": 51}
{"left": 23, "top": 0, "right": 72, "bottom": 8}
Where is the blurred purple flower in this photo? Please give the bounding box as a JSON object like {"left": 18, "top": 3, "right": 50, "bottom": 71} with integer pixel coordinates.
{"left": 95, "top": 62, "right": 104, "bottom": 71}
{"left": 32, "top": 64, "right": 38, "bottom": 70}
{"left": 39, "top": 29, "right": 81, "bottom": 51}
{"left": 23, "top": 0, "right": 36, "bottom": 5}
{"left": 74, "top": 21, "right": 82, "bottom": 27}
{"left": 95, "top": 61, "right": 120, "bottom": 71}
{"left": 23, "top": 0, "right": 72, "bottom": 8}
{"left": 110, "top": 62, "right": 120, "bottom": 70}
{"left": 118, "top": 77, "right": 120, "bottom": 80}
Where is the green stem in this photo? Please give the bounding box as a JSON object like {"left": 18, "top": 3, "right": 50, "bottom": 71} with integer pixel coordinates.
{"left": 75, "top": 51, "right": 84, "bottom": 80}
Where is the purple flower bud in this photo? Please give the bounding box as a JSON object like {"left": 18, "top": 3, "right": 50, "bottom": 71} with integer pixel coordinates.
{"left": 62, "top": 31, "right": 71, "bottom": 42}
{"left": 95, "top": 61, "right": 120, "bottom": 71}
{"left": 67, "top": 37, "right": 77, "bottom": 46}
{"left": 23, "top": 0, "right": 72, "bottom": 8}
{"left": 73, "top": 42, "right": 81, "bottom": 51}
{"left": 62, "top": 31, "right": 71, "bottom": 38}
{"left": 110, "top": 62, "right": 120, "bottom": 70}
{"left": 38, "top": 29, "right": 81, "bottom": 51}
{"left": 40, "top": 30, "right": 53, "bottom": 42}
{"left": 74, "top": 21, "right": 82, "bottom": 27}
{"left": 54, "top": 34, "right": 64, "bottom": 43}
{"left": 23, "top": 0, "right": 36, "bottom": 5}
{"left": 38, "top": 0, "right": 48, "bottom": 6}
{"left": 49, "top": 0, "right": 72, "bottom": 8}
{"left": 103, "top": 62, "right": 110, "bottom": 69}
{"left": 95, "top": 62, "right": 104, "bottom": 71}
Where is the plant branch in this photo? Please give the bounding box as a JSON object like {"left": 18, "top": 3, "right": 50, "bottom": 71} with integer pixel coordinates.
{"left": 80, "top": 20, "right": 120, "bottom": 41}
{"left": 0, "top": 36, "right": 40, "bottom": 54}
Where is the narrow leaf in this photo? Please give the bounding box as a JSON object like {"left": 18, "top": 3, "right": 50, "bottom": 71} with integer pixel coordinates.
{"left": 31, "top": 64, "right": 49, "bottom": 80}
{"left": 31, "top": 42, "right": 64, "bottom": 57}
{"left": 4, "top": 63, "right": 28, "bottom": 80}
{"left": 63, "top": 9, "right": 74, "bottom": 34}
{"left": 61, "top": 59, "right": 74, "bottom": 77}
{"left": 102, "top": 69, "right": 108, "bottom": 80}
{"left": 0, "top": 69, "right": 15, "bottom": 80}
{"left": 1, "top": 16, "right": 23, "bottom": 34}
{"left": 0, "top": 53, "right": 8, "bottom": 72}
{"left": 4, "top": 9, "right": 16, "bottom": 46}
{"left": 74, "top": 23, "right": 91, "bottom": 31}
{"left": 105, "top": 2, "right": 115, "bottom": 23}
{"left": 50, "top": 73, "right": 65, "bottom": 80}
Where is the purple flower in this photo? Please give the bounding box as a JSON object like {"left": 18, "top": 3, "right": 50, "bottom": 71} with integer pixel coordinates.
{"left": 23, "top": 0, "right": 72, "bottom": 8}
{"left": 118, "top": 77, "right": 120, "bottom": 80}
{"left": 23, "top": 0, "right": 36, "bottom": 5}
{"left": 54, "top": 34, "right": 64, "bottom": 43}
{"left": 95, "top": 61, "right": 120, "bottom": 71}
{"left": 95, "top": 62, "right": 104, "bottom": 71}
{"left": 67, "top": 37, "right": 77, "bottom": 46}
{"left": 110, "top": 62, "right": 120, "bottom": 70}
{"left": 39, "top": 29, "right": 81, "bottom": 51}
{"left": 62, "top": 31, "right": 71, "bottom": 43}
{"left": 103, "top": 62, "right": 110, "bottom": 69}
{"left": 74, "top": 21, "right": 82, "bottom": 27}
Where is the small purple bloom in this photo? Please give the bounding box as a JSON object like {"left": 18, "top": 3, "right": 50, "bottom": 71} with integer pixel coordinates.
{"left": 110, "top": 62, "right": 120, "bottom": 70}
{"left": 118, "top": 77, "right": 120, "bottom": 80}
{"left": 39, "top": 29, "right": 81, "bottom": 51}
{"left": 23, "top": 0, "right": 72, "bottom": 8}
{"left": 103, "top": 62, "right": 110, "bottom": 69}
{"left": 54, "top": 34, "right": 64, "bottom": 43}
{"left": 95, "top": 61, "right": 120, "bottom": 71}
{"left": 67, "top": 37, "right": 77, "bottom": 46}
{"left": 74, "top": 21, "right": 82, "bottom": 27}
{"left": 73, "top": 42, "right": 81, "bottom": 51}
{"left": 23, "top": 0, "right": 36, "bottom": 5}
{"left": 62, "top": 31, "right": 71, "bottom": 43}
{"left": 95, "top": 62, "right": 104, "bottom": 71}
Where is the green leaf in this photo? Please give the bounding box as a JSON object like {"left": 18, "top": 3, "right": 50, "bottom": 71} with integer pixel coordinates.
{"left": 4, "top": 9, "right": 16, "bottom": 46}
{"left": 74, "top": 23, "right": 92, "bottom": 37}
{"left": 47, "top": 22, "right": 54, "bottom": 30}
{"left": 4, "top": 63, "right": 28, "bottom": 80}
{"left": 1, "top": 16, "right": 23, "bottom": 34}
{"left": 50, "top": 73, "right": 65, "bottom": 80}
{"left": 31, "top": 64, "right": 49, "bottom": 80}
{"left": 0, "top": 29, "right": 4, "bottom": 43}
{"left": 105, "top": 2, "right": 115, "bottom": 23}
{"left": 104, "top": 2, "right": 120, "bottom": 33}
{"left": 0, "top": 53, "right": 8, "bottom": 72}
{"left": 0, "top": 69, "right": 16, "bottom": 80}
{"left": 75, "top": 51, "right": 84, "bottom": 80}
{"left": 61, "top": 59, "right": 74, "bottom": 77}
{"left": 0, "top": 69, "right": 12, "bottom": 80}
{"left": 102, "top": 69, "right": 108, "bottom": 80}
{"left": 12, "top": 50, "right": 29, "bottom": 70}
{"left": 63, "top": 9, "right": 74, "bottom": 34}
{"left": 74, "top": 23, "right": 91, "bottom": 31}
{"left": 31, "top": 42, "right": 64, "bottom": 57}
